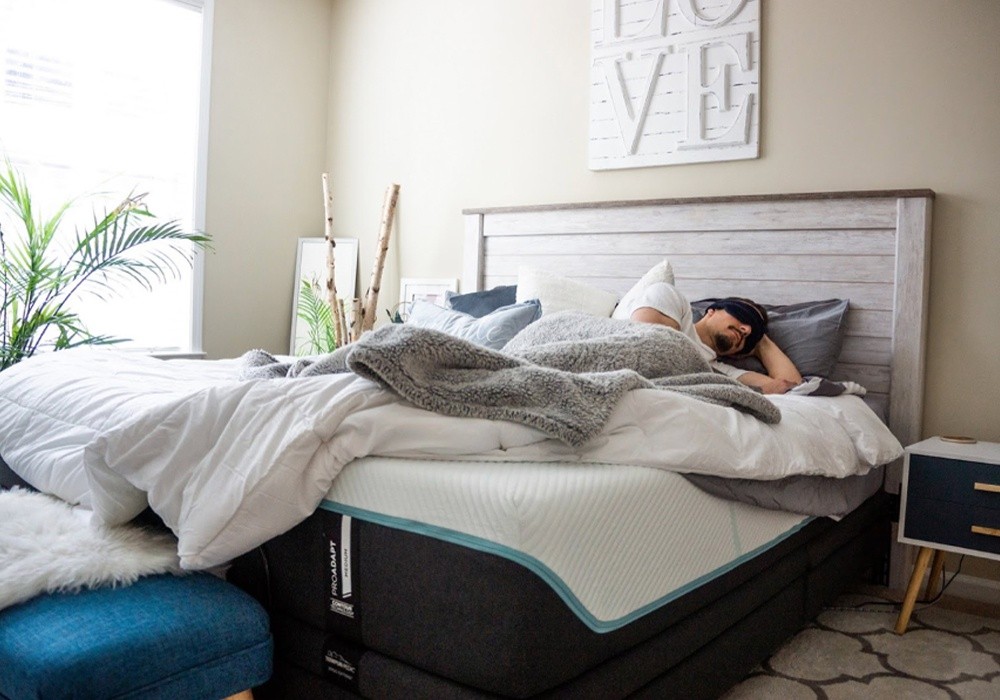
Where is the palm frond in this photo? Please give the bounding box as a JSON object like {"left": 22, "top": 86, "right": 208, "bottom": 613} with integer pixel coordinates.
{"left": 295, "top": 277, "right": 337, "bottom": 355}
{"left": 0, "top": 160, "right": 212, "bottom": 370}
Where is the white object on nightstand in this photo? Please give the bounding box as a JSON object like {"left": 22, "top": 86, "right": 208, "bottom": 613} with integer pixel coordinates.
{"left": 895, "top": 436, "right": 1000, "bottom": 633}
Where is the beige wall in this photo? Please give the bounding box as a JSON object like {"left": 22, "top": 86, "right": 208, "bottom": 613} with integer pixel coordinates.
{"left": 203, "top": 1, "right": 1000, "bottom": 571}
{"left": 203, "top": 0, "right": 332, "bottom": 358}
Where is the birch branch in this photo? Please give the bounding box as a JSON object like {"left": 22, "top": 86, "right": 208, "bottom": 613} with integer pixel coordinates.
{"left": 356, "top": 183, "right": 400, "bottom": 336}
{"left": 322, "top": 173, "right": 345, "bottom": 347}
{"left": 349, "top": 298, "right": 363, "bottom": 342}
{"left": 337, "top": 297, "right": 349, "bottom": 344}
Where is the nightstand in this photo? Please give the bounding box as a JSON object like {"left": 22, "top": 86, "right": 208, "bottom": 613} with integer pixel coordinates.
{"left": 895, "top": 436, "right": 1000, "bottom": 633}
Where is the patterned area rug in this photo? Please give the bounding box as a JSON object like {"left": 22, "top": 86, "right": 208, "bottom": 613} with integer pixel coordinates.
{"left": 722, "top": 593, "right": 1000, "bottom": 699}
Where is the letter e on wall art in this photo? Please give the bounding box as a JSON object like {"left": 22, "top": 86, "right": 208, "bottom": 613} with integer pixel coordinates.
{"left": 589, "top": 0, "right": 760, "bottom": 170}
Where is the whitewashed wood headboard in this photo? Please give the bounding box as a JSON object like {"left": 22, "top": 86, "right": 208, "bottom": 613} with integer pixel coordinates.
{"left": 462, "top": 190, "right": 934, "bottom": 488}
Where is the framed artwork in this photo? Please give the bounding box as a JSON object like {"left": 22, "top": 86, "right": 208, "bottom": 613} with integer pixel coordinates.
{"left": 290, "top": 237, "right": 359, "bottom": 354}
{"left": 589, "top": 0, "right": 760, "bottom": 170}
{"left": 397, "top": 277, "right": 459, "bottom": 320}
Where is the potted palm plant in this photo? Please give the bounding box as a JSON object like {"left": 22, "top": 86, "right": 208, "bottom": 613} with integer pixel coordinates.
{"left": 0, "top": 160, "right": 212, "bottom": 370}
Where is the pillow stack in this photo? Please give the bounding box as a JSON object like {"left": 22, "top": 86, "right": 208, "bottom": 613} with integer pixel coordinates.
{"left": 406, "top": 261, "right": 848, "bottom": 377}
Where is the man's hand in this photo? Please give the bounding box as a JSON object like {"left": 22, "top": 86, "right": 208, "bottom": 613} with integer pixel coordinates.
{"left": 739, "top": 371, "right": 800, "bottom": 395}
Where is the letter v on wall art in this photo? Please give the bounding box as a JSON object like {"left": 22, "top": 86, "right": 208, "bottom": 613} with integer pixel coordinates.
{"left": 589, "top": 0, "right": 760, "bottom": 170}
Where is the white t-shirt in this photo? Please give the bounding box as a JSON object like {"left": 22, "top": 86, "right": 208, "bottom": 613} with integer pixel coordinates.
{"left": 628, "top": 282, "right": 747, "bottom": 380}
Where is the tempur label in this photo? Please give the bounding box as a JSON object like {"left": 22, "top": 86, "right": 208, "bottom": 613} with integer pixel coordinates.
{"left": 322, "top": 635, "right": 364, "bottom": 692}
{"left": 327, "top": 514, "right": 355, "bottom": 619}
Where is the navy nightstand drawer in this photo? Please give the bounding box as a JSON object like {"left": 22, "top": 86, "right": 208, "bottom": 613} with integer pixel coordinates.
{"left": 903, "top": 496, "right": 1000, "bottom": 556}
{"left": 906, "top": 454, "right": 1000, "bottom": 508}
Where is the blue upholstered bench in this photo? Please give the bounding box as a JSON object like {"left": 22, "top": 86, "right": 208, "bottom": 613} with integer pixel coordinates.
{"left": 0, "top": 573, "right": 273, "bottom": 700}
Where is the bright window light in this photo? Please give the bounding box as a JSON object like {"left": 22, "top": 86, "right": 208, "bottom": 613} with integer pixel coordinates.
{"left": 0, "top": 0, "right": 206, "bottom": 352}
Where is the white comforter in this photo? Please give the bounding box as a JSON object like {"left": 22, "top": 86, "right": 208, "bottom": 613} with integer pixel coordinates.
{"left": 0, "top": 347, "right": 902, "bottom": 570}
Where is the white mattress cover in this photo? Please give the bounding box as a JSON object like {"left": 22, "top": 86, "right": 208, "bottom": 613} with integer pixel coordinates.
{"left": 322, "top": 455, "right": 813, "bottom": 632}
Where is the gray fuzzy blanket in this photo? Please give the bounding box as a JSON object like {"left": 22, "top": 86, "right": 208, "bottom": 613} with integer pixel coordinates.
{"left": 240, "top": 313, "right": 780, "bottom": 447}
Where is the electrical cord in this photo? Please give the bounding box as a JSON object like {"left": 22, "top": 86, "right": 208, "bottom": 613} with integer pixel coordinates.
{"left": 822, "top": 555, "right": 966, "bottom": 614}
{"left": 915, "top": 554, "right": 965, "bottom": 610}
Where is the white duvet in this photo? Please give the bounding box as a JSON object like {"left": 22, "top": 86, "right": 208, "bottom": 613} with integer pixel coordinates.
{"left": 0, "top": 347, "right": 902, "bottom": 570}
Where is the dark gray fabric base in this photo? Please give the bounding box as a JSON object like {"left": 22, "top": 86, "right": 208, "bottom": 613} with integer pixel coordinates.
{"left": 229, "top": 492, "right": 890, "bottom": 698}
{"left": 262, "top": 574, "right": 807, "bottom": 700}
{"left": 0, "top": 453, "right": 33, "bottom": 491}
{"left": 230, "top": 509, "right": 807, "bottom": 696}
{"left": 259, "top": 514, "right": 883, "bottom": 700}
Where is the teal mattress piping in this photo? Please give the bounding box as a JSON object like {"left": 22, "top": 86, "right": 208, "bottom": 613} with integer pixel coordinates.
{"left": 319, "top": 499, "right": 812, "bottom": 634}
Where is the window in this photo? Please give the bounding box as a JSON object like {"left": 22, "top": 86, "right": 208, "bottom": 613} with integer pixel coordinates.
{"left": 0, "top": 0, "right": 210, "bottom": 353}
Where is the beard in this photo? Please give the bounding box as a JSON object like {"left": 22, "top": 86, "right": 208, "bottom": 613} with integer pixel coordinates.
{"left": 712, "top": 331, "right": 735, "bottom": 354}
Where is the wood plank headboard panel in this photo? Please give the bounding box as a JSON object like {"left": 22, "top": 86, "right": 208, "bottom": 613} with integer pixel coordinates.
{"left": 463, "top": 190, "right": 934, "bottom": 489}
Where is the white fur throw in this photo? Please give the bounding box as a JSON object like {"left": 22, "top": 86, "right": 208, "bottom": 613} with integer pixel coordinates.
{"left": 0, "top": 488, "right": 183, "bottom": 611}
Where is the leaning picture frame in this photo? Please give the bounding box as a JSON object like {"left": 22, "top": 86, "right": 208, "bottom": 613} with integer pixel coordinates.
{"left": 398, "top": 277, "right": 459, "bottom": 320}
{"left": 290, "top": 237, "right": 359, "bottom": 355}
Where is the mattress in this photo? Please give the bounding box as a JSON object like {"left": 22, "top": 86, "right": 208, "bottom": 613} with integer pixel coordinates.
{"left": 320, "top": 456, "right": 814, "bottom": 628}
{"left": 237, "top": 491, "right": 890, "bottom": 699}
{"left": 231, "top": 456, "right": 884, "bottom": 697}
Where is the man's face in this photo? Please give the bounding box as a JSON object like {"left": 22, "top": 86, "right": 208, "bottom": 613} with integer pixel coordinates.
{"left": 702, "top": 308, "right": 753, "bottom": 356}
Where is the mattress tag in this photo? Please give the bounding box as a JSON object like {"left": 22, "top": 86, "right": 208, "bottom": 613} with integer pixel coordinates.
{"left": 325, "top": 513, "right": 358, "bottom": 624}
{"left": 322, "top": 635, "right": 364, "bottom": 692}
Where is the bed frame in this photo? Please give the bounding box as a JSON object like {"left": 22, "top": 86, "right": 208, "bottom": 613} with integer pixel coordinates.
{"left": 463, "top": 189, "right": 934, "bottom": 490}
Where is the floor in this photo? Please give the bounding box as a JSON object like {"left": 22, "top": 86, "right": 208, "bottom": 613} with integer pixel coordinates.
{"left": 722, "top": 588, "right": 1000, "bottom": 699}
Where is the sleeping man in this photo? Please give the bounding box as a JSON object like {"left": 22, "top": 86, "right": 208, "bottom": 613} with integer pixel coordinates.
{"left": 627, "top": 282, "right": 803, "bottom": 395}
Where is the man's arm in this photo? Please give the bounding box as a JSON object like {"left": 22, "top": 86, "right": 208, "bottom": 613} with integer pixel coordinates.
{"left": 736, "top": 335, "right": 803, "bottom": 394}
{"left": 630, "top": 306, "right": 680, "bottom": 330}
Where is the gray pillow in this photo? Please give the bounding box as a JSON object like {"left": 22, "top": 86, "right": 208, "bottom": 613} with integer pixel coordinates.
{"left": 445, "top": 285, "right": 517, "bottom": 318}
{"left": 407, "top": 298, "right": 541, "bottom": 350}
{"left": 691, "top": 298, "right": 850, "bottom": 377}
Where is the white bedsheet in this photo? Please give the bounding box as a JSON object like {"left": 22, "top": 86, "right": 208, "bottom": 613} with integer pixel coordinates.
{"left": 0, "top": 348, "right": 903, "bottom": 570}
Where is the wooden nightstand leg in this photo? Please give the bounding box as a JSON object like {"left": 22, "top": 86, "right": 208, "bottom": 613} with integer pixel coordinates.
{"left": 924, "top": 549, "right": 947, "bottom": 600}
{"left": 895, "top": 546, "right": 934, "bottom": 635}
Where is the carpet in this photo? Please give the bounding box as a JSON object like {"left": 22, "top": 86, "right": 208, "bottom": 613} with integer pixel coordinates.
{"left": 0, "top": 487, "right": 183, "bottom": 611}
{"left": 722, "top": 592, "right": 1000, "bottom": 699}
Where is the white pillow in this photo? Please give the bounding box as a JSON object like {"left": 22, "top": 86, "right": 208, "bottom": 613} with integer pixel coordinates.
{"left": 611, "top": 259, "right": 675, "bottom": 320}
{"left": 516, "top": 266, "right": 618, "bottom": 317}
